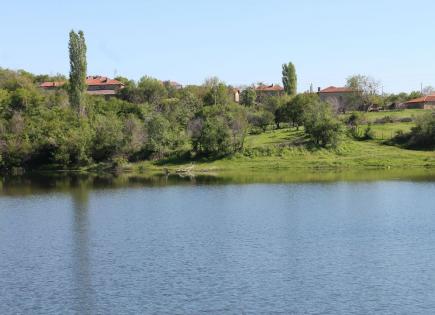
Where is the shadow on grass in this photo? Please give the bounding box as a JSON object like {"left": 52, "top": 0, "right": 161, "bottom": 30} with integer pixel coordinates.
{"left": 153, "top": 151, "right": 229, "bottom": 166}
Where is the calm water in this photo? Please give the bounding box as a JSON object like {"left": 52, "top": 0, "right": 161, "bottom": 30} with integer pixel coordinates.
{"left": 1, "top": 173, "right": 435, "bottom": 314}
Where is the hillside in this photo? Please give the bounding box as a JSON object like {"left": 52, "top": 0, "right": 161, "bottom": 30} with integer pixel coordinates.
{"left": 132, "top": 110, "right": 435, "bottom": 174}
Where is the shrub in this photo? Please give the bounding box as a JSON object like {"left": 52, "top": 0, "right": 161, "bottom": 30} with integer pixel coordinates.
{"left": 407, "top": 112, "right": 435, "bottom": 148}
{"left": 190, "top": 104, "right": 248, "bottom": 157}
{"left": 363, "top": 123, "right": 375, "bottom": 140}
{"left": 303, "top": 101, "right": 343, "bottom": 148}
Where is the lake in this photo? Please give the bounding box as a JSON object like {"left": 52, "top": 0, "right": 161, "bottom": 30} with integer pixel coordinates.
{"left": 1, "top": 172, "right": 435, "bottom": 314}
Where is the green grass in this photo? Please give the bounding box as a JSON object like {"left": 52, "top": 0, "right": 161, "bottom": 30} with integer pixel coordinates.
{"left": 352, "top": 109, "right": 424, "bottom": 121}
{"left": 343, "top": 109, "right": 426, "bottom": 140}
{"left": 245, "top": 128, "right": 305, "bottom": 147}
{"left": 357, "top": 122, "right": 414, "bottom": 140}
{"left": 130, "top": 124, "right": 435, "bottom": 175}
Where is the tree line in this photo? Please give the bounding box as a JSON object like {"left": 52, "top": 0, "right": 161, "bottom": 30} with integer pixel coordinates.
{"left": 0, "top": 31, "right": 433, "bottom": 171}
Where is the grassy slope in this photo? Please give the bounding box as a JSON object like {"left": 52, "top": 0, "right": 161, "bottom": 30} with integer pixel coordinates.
{"left": 131, "top": 110, "right": 435, "bottom": 174}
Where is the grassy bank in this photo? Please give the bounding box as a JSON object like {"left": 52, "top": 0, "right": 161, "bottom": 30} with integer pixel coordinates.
{"left": 129, "top": 115, "right": 435, "bottom": 175}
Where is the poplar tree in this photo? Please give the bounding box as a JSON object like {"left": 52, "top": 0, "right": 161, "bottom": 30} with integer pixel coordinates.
{"left": 68, "top": 30, "right": 87, "bottom": 115}
{"left": 282, "top": 62, "right": 297, "bottom": 96}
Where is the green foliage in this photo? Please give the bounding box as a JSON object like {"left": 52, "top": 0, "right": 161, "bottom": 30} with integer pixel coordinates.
{"left": 282, "top": 62, "right": 297, "bottom": 96}
{"left": 0, "top": 89, "right": 11, "bottom": 115}
{"left": 363, "top": 123, "right": 375, "bottom": 140}
{"left": 406, "top": 112, "right": 435, "bottom": 148}
{"left": 203, "top": 77, "right": 230, "bottom": 106}
{"left": 68, "top": 30, "right": 87, "bottom": 115}
{"left": 191, "top": 104, "right": 248, "bottom": 157}
{"left": 281, "top": 93, "right": 318, "bottom": 129}
{"left": 303, "top": 101, "right": 343, "bottom": 147}
{"left": 91, "top": 112, "right": 124, "bottom": 161}
{"left": 247, "top": 107, "right": 274, "bottom": 132}
{"left": 138, "top": 76, "right": 168, "bottom": 104}
{"left": 240, "top": 87, "right": 256, "bottom": 106}
{"left": 346, "top": 74, "right": 380, "bottom": 111}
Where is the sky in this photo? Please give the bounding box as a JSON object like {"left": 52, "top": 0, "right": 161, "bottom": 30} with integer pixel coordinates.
{"left": 1, "top": 0, "right": 434, "bottom": 93}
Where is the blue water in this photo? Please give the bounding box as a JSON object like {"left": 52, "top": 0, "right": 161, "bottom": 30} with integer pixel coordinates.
{"left": 1, "top": 179, "right": 435, "bottom": 314}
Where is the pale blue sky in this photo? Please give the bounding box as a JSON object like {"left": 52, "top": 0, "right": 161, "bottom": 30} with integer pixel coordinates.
{"left": 1, "top": 0, "right": 434, "bottom": 93}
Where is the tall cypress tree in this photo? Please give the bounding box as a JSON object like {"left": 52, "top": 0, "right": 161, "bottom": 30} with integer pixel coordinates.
{"left": 282, "top": 62, "right": 297, "bottom": 96}
{"left": 68, "top": 30, "right": 87, "bottom": 115}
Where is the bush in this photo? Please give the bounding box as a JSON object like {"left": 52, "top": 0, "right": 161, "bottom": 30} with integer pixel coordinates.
{"left": 407, "top": 112, "right": 435, "bottom": 148}
{"left": 247, "top": 108, "right": 274, "bottom": 131}
{"left": 303, "top": 101, "right": 343, "bottom": 148}
{"left": 190, "top": 104, "right": 248, "bottom": 157}
{"left": 363, "top": 123, "right": 375, "bottom": 140}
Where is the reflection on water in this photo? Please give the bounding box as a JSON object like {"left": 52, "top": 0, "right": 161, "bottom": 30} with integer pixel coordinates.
{"left": 70, "top": 181, "right": 94, "bottom": 314}
{"left": 1, "top": 168, "right": 435, "bottom": 196}
{"left": 1, "top": 170, "right": 435, "bottom": 313}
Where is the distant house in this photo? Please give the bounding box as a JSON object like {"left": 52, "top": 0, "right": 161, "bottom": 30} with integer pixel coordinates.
{"left": 40, "top": 75, "right": 124, "bottom": 96}
{"left": 403, "top": 95, "right": 435, "bottom": 109}
{"left": 318, "top": 86, "right": 355, "bottom": 112}
{"left": 255, "top": 84, "right": 284, "bottom": 99}
{"left": 85, "top": 76, "right": 124, "bottom": 95}
{"left": 39, "top": 81, "right": 65, "bottom": 90}
{"left": 233, "top": 88, "right": 240, "bottom": 103}
{"left": 162, "top": 80, "right": 183, "bottom": 90}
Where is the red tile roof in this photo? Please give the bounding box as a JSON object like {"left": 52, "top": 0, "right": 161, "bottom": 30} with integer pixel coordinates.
{"left": 319, "top": 86, "right": 354, "bottom": 93}
{"left": 255, "top": 84, "right": 284, "bottom": 91}
{"left": 39, "top": 81, "right": 65, "bottom": 88}
{"left": 86, "top": 76, "right": 123, "bottom": 86}
{"left": 40, "top": 76, "right": 123, "bottom": 89}
{"left": 405, "top": 94, "right": 435, "bottom": 104}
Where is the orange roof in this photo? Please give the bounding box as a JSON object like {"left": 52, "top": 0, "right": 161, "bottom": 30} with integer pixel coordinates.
{"left": 39, "top": 81, "right": 65, "bottom": 88}
{"left": 319, "top": 86, "right": 354, "bottom": 93}
{"left": 40, "top": 76, "right": 123, "bottom": 88}
{"left": 405, "top": 94, "right": 435, "bottom": 104}
{"left": 255, "top": 84, "right": 284, "bottom": 91}
{"left": 86, "top": 76, "right": 123, "bottom": 86}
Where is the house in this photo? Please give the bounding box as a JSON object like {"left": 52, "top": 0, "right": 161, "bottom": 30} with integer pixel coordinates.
{"left": 162, "top": 80, "right": 183, "bottom": 90}
{"left": 255, "top": 84, "right": 284, "bottom": 96}
{"left": 85, "top": 76, "right": 124, "bottom": 95}
{"left": 39, "top": 81, "right": 65, "bottom": 90}
{"left": 255, "top": 84, "right": 284, "bottom": 99}
{"left": 403, "top": 95, "right": 435, "bottom": 109}
{"left": 318, "top": 86, "right": 355, "bottom": 112}
{"left": 40, "top": 76, "right": 124, "bottom": 96}
{"left": 233, "top": 88, "right": 240, "bottom": 103}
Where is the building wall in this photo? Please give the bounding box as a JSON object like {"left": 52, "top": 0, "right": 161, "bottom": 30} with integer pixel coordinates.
{"left": 406, "top": 102, "right": 424, "bottom": 109}
{"left": 234, "top": 91, "right": 240, "bottom": 103}
{"left": 423, "top": 102, "right": 435, "bottom": 110}
{"left": 87, "top": 84, "right": 121, "bottom": 91}
{"left": 255, "top": 90, "right": 284, "bottom": 102}
{"left": 319, "top": 92, "right": 352, "bottom": 112}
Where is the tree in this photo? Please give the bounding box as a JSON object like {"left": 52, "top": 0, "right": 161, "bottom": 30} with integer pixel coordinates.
{"left": 138, "top": 76, "right": 167, "bottom": 104}
{"left": 68, "top": 30, "right": 87, "bottom": 116}
{"left": 422, "top": 85, "right": 435, "bottom": 96}
{"left": 286, "top": 93, "right": 318, "bottom": 129}
{"left": 0, "top": 89, "right": 11, "bottom": 115}
{"left": 407, "top": 91, "right": 423, "bottom": 101}
{"left": 190, "top": 104, "right": 248, "bottom": 156}
{"left": 346, "top": 75, "right": 380, "bottom": 111}
{"left": 282, "top": 62, "right": 297, "bottom": 96}
{"left": 247, "top": 108, "right": 274, "bottom": 132}
{"left": 240, "top": 87, "right": 256, "bottom": 106}
{"left": 91, "top": 112, "right": 124, "bottom": 161}
{"left": 203, "top": 77, "right": 230, "bottom": 106}
{"left": 406, "top": 112, "right": 435, "bottom": 148}
{"left": 303, "top": 101, "right": 343, "bottom": 147}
